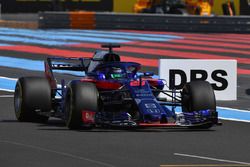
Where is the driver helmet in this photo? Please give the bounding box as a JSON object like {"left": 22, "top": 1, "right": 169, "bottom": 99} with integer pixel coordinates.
{"left": 110, "top": 67, "right": 123, "bottom": 79}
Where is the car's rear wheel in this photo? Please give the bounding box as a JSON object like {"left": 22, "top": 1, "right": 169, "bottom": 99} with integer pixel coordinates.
{"left": 14, "top": 77, "right": 51, "bottom": 122}
{"left": 65, "top": 82, "right": 99, "bottom": 129}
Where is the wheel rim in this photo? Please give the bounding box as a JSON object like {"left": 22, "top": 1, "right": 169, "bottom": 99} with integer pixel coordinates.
{"left": 14, "top": 83, "right": 22, "bottom": 115}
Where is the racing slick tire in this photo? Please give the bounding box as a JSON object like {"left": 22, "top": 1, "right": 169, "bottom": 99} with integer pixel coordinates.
{"left": 181, "top": 80, "right": 216, "bottom": 112}
{"left": 65, "top": 81, "right": 99, "bottom": 129}
{"left": 14, "top": 77, "right": 51, "bottom": 122}
{"left": 181, "top": 81, "right": 216, "bottom": 129}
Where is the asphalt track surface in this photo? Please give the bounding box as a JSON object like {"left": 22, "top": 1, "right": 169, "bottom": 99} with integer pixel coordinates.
{"left": 1, "top": 97, "right": 250, "bottom": 167}
{"left": 0, "top": 28, "right": 250, "bottom": 167}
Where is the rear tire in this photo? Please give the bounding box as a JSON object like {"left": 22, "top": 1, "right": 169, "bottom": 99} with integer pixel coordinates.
{"left": 65, "top": 82, "right": 99, "bottom": 129}
{"left": 14, "top": 77, "right": 51, "bottom": 122}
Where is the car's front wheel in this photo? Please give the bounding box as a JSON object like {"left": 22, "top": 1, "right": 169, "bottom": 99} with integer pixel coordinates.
{"left": 181, "top": 80, "right": 216, "bottom": 112}
{"left": 181, "top": 80, "right": 216, "bottom": 129}
{"left": 64, "top": 82, "right": 99, "bottom": 129}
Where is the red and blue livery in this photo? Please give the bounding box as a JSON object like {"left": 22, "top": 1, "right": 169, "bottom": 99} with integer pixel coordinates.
{"left": 14, "top": 44, "right": 220, "bottom": 129}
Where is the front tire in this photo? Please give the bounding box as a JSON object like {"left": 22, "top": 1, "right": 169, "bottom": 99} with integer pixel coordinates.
{"left": 181, "top": 81, "right": 216, "bottom": 129}
{"left": 181, "top": 80, "right": 216, "bottom": 113}
{"left": 64, "top": 82, "right": 99, "bottom": 129}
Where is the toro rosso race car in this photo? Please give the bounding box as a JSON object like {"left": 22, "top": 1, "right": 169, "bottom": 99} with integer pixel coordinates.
{"left": 14, "top": 44, "right": 220, "bottom": 129}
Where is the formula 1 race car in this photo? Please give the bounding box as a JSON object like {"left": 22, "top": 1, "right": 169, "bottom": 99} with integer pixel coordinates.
{"left": 14, "top": 44, "right": 220, "bottom": 129}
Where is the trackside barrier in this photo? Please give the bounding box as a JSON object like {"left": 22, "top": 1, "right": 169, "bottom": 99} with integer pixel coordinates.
{"left": 0, "top": 20, "right": 38, "bottom": 29}
{"left": 39, "top": 12, "right": 250, "bottom": 33}
{"left": 70, "top": 11, "right": 95, "bottom": 29}
{"left": 38, "top": 11, "right": 95, "bottom": 29}
{"left": 39, "top": 12, "right": 70, "bottom": 29}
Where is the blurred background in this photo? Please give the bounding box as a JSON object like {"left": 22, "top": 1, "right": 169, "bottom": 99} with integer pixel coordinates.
{"left": 0, "top": 0, "right": 249, "bottom": 16}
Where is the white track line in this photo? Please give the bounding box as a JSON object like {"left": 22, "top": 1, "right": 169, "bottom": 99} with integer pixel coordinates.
{"left": 0, "top": 140, "right": 115, "bottom": 167}
{"left": 0, "top": 95, "right": 14, "bottom": 98}
{"left": 174, "top": 153, "right": 250, "bottom": 165}
{"left": 0, "top": 76, "right": 17, "bottom": 81}
{"left": 218, "top": 117, "right": 250, "bottom": 123}
{"left": 160, "top": 164, "right": 250, "bottom": 167}
{"left": 0, "top": 88, "right": 14, "bottom": 92}
{"left": 218, "top": 107, "right": 250, "bottom": 113}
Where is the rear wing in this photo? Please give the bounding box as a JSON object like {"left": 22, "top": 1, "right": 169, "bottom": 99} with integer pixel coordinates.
{"left": 44, "top": 57, "right": 91, "bottom": 89}
{"left": 46, "top": 57, "right": 90, "bottom": 72}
